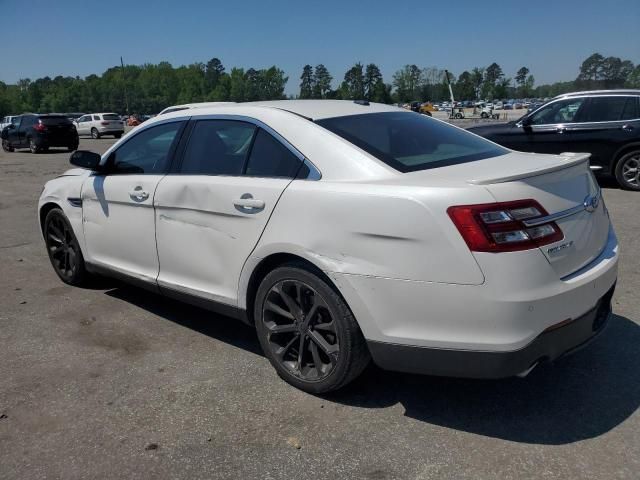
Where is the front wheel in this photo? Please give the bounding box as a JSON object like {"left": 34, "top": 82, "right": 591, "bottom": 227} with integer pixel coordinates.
{"left": 615, "top": 150, "right": 640, "bottom": 191}
{"left": 255, "top": 265, "right": 370, "bottom": 393}
{"left": 44, "top": 208, "right": 89, "bottom": 286}
{"left": 91, "top": 128, "right": 100, "bottom": 139}
{"left": 1, "top": 139, "right": 13, "bottom": 152}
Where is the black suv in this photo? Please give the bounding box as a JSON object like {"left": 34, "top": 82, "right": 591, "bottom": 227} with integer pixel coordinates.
{"left": 1, "top": 114, "right": 79, "bottom": 154}
{"left": 467, "top": 90, "right": 640, "bottom": 190}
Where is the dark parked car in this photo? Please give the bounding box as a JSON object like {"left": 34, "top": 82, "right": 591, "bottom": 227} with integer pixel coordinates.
{"left": 1, "top": 114, "right": 79, "bottom": 154}
{"left": 467, "top": 90, "right": 640, "bottom": 190}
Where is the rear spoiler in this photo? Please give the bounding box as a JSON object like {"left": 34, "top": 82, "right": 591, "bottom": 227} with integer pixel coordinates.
{"left": 467, "top": 152, "right": 591, "bottom": 185}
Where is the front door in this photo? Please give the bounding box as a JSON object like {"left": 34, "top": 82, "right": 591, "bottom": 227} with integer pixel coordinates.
{"left": 525, "top": 97, "right": 589, "bottom": 154}
{"left": 154, "top": 119, "right": 304, "bottom": 306}
{"left": 81, "top": 120, "right": 185, "bottom": 282}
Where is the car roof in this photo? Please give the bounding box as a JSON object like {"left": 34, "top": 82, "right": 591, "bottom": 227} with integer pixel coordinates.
{"left": 224, "top": 100, "right": 402, "bottom": 120}
{"left": 555, "top": 89, "right": 640, "bottom": 99}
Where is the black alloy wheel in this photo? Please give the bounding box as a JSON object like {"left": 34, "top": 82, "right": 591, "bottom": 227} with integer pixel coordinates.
{"left": 44, "top": 209, "right": 87, "bottom": 285}
{"left": 1, "top": 139, "right": 13, "bottom": 152}
{"left": 255, "top": 265, "right": 370, "bottom": 393}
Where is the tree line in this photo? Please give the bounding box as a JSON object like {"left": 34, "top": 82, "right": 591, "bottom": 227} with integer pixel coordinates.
{"left": 1, "top": 52, "right": 638, "bottom": 117}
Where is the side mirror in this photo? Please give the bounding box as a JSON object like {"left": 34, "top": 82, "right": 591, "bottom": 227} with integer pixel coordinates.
{"left": 7, "top": 124, "right": 15, "bottom": 129}
{"left": 70, "top": 150, "right": 102, "bottom": 171}
{"left": 521, "top": 116, "right": 532, "bottom": 127}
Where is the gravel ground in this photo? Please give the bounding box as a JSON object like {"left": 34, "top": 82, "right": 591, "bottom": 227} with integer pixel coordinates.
{"left": 0, "top": 136, "right": 638, "bottom": 480}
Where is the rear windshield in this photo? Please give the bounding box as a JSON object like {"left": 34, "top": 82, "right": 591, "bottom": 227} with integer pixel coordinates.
{"left": 103, "top": 114, "right": 120, "bottom": 120}
{"left": 40, "top": 116, "right": 72, "bottom": 126}
{"left": 316, "top": 112, "right": 508, "bottom": 172}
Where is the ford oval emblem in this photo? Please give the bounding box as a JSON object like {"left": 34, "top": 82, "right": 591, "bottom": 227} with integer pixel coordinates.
{"left": 583, "top": 194, "right": 599, "bottom": 213}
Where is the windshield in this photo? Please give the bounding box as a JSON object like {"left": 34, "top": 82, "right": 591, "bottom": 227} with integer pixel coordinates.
{"left": 40, "top": 116, "right": 72, "bottom": 126}
{"left": 316, "top": 112, "right": 508, "bottom": 172}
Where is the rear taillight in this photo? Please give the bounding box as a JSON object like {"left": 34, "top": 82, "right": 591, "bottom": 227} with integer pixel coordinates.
{"left": 447, "top": 199, "right": 563, "bottom": 252}
{"left": 100, "top": 121, "right": 109, "bottom": 126}
{"left": 33, "top": 121, "right": 47, "bottom": 132}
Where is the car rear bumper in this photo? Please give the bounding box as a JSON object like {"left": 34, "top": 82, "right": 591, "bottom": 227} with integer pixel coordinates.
{"left": 366, "top": 284, "right": 614, "bottom": 378}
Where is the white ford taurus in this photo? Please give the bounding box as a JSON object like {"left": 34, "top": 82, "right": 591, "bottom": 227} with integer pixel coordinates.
{"left": 38, "top": 100, "right": 618, "bottom": 393}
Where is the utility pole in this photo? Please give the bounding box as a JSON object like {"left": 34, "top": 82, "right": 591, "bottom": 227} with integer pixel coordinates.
{"left": 121, "top": 56, "right": 130, "bottom": 115}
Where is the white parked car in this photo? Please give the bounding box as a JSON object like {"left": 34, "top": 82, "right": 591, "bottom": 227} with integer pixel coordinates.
{"left": 494, "top": 101, "right": 504, "bottom": 110}
{"left": 38, "top": 100, "right": 618, "bottom": 393}
{"left": 74, "top": 113, "right": 124, "bottom": 139}
{"left": 158, "top": 102, "right": 235, "bottom": 116}
{"left": 1, "top": 115, "right": 20, "bottom": 130}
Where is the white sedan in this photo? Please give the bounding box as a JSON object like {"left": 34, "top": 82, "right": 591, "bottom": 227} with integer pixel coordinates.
{"left": 38, "top": 100, "right": 618, "bottom": 393}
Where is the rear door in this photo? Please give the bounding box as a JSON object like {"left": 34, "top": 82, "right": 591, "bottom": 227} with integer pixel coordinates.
{"left": 76, "top": 115, "right": 90, "bottom": 135}
{"left": 563, "top": 95, "right": 640, "bottom": 171}
{"left": 154, "top": 118, "right": 304, "bottom": 305}
{"left": 81, "top": 120, "right": 185, "bottom": 282}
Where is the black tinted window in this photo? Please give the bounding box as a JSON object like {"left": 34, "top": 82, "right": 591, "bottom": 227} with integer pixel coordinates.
{"left": 245, "top": 129, "right": 302, "bottom": 178}
{"left": 180, "top": 120, "right": 255, "bottom": 175}
{"left": 103, "top": 114, "right": 120, "bottom": 120}
{"left": 110, "top": 121, "right": 183, "bottom": 174}
{"left": 40, "top": 116, "right": 72, "bottom": 126}
{"left": 583, "top": 96, "right": 630, "bottom": 122}
{"left": 22, "top": 116, "right": 36, "bottom": 127}
{"left": 621, "top": 97, "right": 639, "bottom": 120}
{"left": 317, "top": 112, "right": 507, "bottom": 173}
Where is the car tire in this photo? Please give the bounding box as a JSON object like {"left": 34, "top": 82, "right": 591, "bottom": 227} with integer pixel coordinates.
{"left": 114, "top": 133, "right": 122, "bottom": 139}
{"left": 68, "top": 143, "right": 79, "bottom": 152}
{"left": 91, "top": 128, "right": 100, "bottom": 139}
{"left": 43, "top": 208, "right": 90, "bottom": 286}
{"left": 481, "top": 112, "right": 488, "bottom": 119}
{"left": 29, "top": 138, "right": 39, "bottom": 154}
{"left": 1, "top": 139, "right": 13, "bottom": 152}
{"left": 614, "top": 150, "right": 640, "bottom": 191}
{"left": 254, "top": 264, "right": 370, "bottom": 393}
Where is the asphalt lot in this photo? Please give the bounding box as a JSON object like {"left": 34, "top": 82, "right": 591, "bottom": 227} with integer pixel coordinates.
{"left": 1, "top": 135, "right": 639, "bottom": 480}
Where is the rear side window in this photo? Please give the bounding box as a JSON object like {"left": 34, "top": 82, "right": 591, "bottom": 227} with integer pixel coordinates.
{"left": 40, "top": 116, "right": 72, "bottom": 126}
{"left": 245, "top": 129, "right": 302, "bottom": 178}
{"left": 180, "top": 120, "right": 256, "bottom": 175}
{"left": 317, "top": 112, "right": 507, "bottom": 173}
{"left": 583, "top": 96, "right": 631, "bottom": 122}
{"left": 93, "top": 115, "right": 100, "bottom": 121}
{"left": 621, "top": 97, "right": 639, "bottom": 120}
{"left": 103, "top": 114, "right": 120, "bottom": 121}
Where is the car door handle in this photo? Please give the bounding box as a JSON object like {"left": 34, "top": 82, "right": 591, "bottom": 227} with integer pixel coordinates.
{"left": 129, "top": 187, "right": 149, "bottom": 201}
{"left": 622, "top": 124, "right": 635, "bottom": 132}
{"left": 234, "top": 197, "right": 265, "bottom": 210}
{"left": 555, "top": 127, "right": 565, "bottom": 133}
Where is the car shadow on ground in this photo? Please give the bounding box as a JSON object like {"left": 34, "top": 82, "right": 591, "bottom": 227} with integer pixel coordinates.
{"left": 104, "top": 285, "right": 639, "bottom": 445}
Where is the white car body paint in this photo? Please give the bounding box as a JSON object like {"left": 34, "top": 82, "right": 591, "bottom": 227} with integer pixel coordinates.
{"left": 38, "top": 100, "right": 618, "bottom": 370}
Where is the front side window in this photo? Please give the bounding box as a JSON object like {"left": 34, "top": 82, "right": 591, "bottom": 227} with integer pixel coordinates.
{"left": 317, "top": 111, "right": 508, "bottom": 173}
{"left": 180, "top": 120, "right": 256, "bottom": 175}
{"left": 529, "top": 98, "right": 586, "bottom": 125}
{"left": 108, "top": 121, "right": 183, "bottom": 174}
{"left": 245, "top": 129, "right": 302, "bottom": 178}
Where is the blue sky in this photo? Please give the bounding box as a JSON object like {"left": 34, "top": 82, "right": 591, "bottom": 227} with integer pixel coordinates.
{"left": 1, "top": 0, "right": 638, "bottom": 94}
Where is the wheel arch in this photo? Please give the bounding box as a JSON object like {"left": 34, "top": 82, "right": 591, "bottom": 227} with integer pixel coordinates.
{"left": 39, "top": 201, "right": 62, "bottom": 238}
{"left": 242, "top": 252, "right": 342, "bottom": 327}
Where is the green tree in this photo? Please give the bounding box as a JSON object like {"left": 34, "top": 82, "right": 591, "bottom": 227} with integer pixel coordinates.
{"left": 392, "top": 64, "right": 422, "bottom": 102}
{"left": 205, "top": 58, "right": 225, "bottom": 90}
{"left": 363, "top": 63, "right": 382, "bottom": 101}
{"left": 340, "top": 63, "right": 365, "bottom": 100}
{"left": 299, "top": 65, "right": 314, "bottom": 99}
{"left": 312, "top": 64, "right": 333, "bottom": 99}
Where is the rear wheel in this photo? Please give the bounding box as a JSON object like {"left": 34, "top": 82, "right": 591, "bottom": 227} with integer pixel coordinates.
{"left": 91, "top": 128, "right": 100, "bottom": 139}
{"left": 255, "top": 265, "right": 370, "bottom": 393}
{"left": 615, "top": 150, "right": 640, "bottom": 191}
{"left": 44, "top": 208, "right": 89, "bottom": 286}
{"left": 1, "top": 139, "right": 13, "bottom": 152}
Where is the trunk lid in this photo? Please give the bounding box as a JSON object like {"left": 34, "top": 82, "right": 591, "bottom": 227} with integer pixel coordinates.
{"left": 398, "top": 151, "right": 610, "bottom": 278}
{"left": 474, "top": 152, "right": 609, "bottom": 278}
